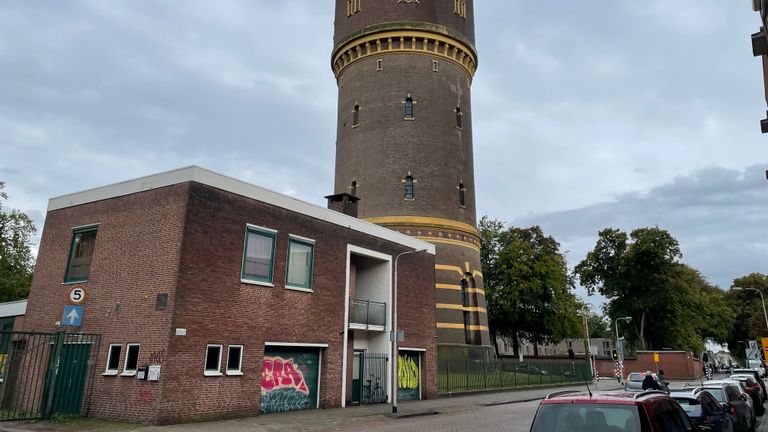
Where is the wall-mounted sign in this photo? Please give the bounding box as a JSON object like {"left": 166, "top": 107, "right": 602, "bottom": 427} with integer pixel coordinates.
{"left": 68, "top": 285, "right": 87, "bottom": 305}
{"left": 62, "top": 305, "right": 83, "bottom": 327}
{"left": 148, "top": 365, "right": 161, "bottom": 381}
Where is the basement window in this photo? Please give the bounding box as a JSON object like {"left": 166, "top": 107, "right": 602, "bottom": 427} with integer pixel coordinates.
{"left": 204, "top": 344, "right": 223, "bottom": 376}
{"left": 121, "top": 344, "right": 140, "bottom": 376}
{"left": 104, "top": 344, "right": 121, "bottom": 376}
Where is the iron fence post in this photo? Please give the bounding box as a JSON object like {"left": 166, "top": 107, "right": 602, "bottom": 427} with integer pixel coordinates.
{"left": 42, "top": 331, "right": 65, "bottom": 419}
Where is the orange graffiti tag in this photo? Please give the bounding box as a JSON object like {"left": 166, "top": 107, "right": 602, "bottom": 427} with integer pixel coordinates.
{"left": 261, "top": 356, "right": 309, "bottom": 394}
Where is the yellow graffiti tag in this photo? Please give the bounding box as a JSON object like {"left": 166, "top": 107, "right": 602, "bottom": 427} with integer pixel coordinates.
{"left": 398, "top": 354, "right": 419, "bottom": 390}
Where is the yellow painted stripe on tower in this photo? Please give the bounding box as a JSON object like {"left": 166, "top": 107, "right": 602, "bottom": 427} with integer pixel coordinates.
{"left": 436, "top": 323, "right": 490, "bottom": 331}
{"left": 417, "top": 237, "right": 480, "bottom": 252}
{"left": 464, "top": 262, "right": 470, "bottom": 272}
{"left": 436, "top": 303, "right": 487, "bottom": 313}
{"left": 473, "top": 270, "right": 483, "bottom": 278}
{"left": 364, "top": 216, "right": 480, "bottom": 236}
{"left": 435, "top": 264, "right": 464, "bottom": 275}
{"left": 435, "top": 284, "right": 486, "bottom": 295}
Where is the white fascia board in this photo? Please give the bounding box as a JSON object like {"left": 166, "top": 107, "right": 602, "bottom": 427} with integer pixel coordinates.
{"left": 0, "top": 300, "right": 27, "bottom": 318}
{"left": 46, "top": 166, "right": 435, "bottom": 254}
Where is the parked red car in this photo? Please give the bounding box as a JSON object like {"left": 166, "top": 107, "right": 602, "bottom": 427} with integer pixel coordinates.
{"left": 529, "top": 390, "right": 695, "bottom": 431}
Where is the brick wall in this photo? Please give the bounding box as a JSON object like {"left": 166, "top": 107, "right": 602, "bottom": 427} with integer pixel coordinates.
{"left": 20, "top": 184, "right": 190, "bottom": 424}
{"left": 595, "top": 351, "right": 705, "bottom": 380}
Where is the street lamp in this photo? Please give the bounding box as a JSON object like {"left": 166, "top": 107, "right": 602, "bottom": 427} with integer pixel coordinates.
{"left": 614, "top": 316, "right": 632, "bottom": 383}
{"left": 578, "top": 311, "right": 593, "bottom": 381}
{"left": 731, "top": 287, "right": 768, "bottom": 331}
{"left": 391, "top": 248, "right": 427, "bottom": 415}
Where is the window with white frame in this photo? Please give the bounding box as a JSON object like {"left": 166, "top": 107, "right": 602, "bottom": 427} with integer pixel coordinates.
{"left": 204, "top": 344, "right": 223, "bottom": 376}
{"left": 122, "top": 344, "right": 140, "bottom": 376}
{"left": 105, "top": 344, "right": 121, "bottom": 375}
{"left": 286, "top": 236, "right": 315, "bottom": 290}
{"left": 241, "top": 225, "right": 277, "bottom": 284}
{"left": 226, "top": 345, "right": 243, "bottom": 375}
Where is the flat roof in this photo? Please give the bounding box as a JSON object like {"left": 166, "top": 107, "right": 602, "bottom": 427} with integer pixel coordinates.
{"left": 0, "top": 300, "right": 27, "bottom": 318}
{"left": 47, "top": 166, "right": 435, "bottom": 255}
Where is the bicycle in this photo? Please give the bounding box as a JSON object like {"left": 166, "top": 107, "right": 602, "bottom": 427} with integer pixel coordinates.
{"left": 362, "top": 375, "right": 386, "bottom": 404}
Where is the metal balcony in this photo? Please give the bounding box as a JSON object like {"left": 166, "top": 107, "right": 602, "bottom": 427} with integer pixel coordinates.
{"left": 349, "top": 299, "right": 387, "bottom": 331}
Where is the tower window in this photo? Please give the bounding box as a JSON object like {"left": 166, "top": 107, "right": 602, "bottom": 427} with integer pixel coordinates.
{"left": 454, "top": 0, "right": 467, "bottom": 18}
{"left": 455, "top": 107, "right": 463, "bottom": 129}
{"left": 347, "top": 0, "right": 361, "bottom": 16}
{"left": 404, "top": 175, "right": 414, "bottom": 200}
{"left": 376, "top": 59, "right": 383, "bottom": 71}
{"left": 352, "top": 104, "right": 360, "bottom": 127}
{"left": 404, "top": 97, "right": 414, "bottom": 119}
{"left": 350, "top": 180, "right": 357, "bottom": 196}
{"left": 432, "top": 60, "right": 439, "bottom": 72}
{"left": 459, "top": 182, "right": 465, "bottom": 207}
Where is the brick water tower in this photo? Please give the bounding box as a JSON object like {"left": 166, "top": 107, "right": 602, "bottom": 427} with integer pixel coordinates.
{"left": 331, "top": 0, "right": 492, "bottom": 358}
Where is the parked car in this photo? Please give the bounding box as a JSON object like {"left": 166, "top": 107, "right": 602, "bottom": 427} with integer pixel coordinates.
{"left": 530, "top": 389, "right": 694, "bottom": 431}
{"left": 625, "top": 372, "right": 669, "bottom": 393}
{"left": 729, "top": 375, "right": 765, "bottom": 415}
{"left": 669, "top": 388, "right": 734, "bottom": 432}
{"left": 747, "top": 359, "right": 766, "bottom": 378}
{"left": 732, "top": 368, "right": 767, "bottom": 400}
{"left": 706, "top": 380, "right": 756, "bottom": 424}
{"left": 692, "top": 382, "right": 755, "bottom": 432}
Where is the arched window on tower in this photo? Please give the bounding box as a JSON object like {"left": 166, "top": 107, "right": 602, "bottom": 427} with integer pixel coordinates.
{"left": 459, "top": 182, "right": 465, "bottom": 207}
{"left": 455, "top": 107, "right": 462, "bottom": 129}
{"left": 405, "top": 97, "right": 414, "bottom": 119}
{"left": 461, "top": 278, "right": 471, "bottom": 344}
{"left": 350, "top": 180, "right": 357, "bottom": 196}
{"left": 404, "top": 175, "right": 414, "bottom": 200}
{"left": 352, "top": 104, "right": 360, "bottom": 127}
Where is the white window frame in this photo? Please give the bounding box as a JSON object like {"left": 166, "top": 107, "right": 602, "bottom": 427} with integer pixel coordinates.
{"left": 226, "top": 345, "right": 244, "bottom": 376}
{"left": 121, "top": 343, "right": 140, "bottom": 377}
{"left": 240, "top": 224, "right": 278, "bottom": 287}
{"left": 104, "top": 344, "right": 122, "bottom": 376}
{"left": 204, "top": 344, "right": 223, "bottom": 376}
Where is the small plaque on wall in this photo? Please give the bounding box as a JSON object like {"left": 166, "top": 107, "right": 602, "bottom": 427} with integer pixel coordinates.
{"left": 148, "top": 365, "right": 161, "bottom": 381}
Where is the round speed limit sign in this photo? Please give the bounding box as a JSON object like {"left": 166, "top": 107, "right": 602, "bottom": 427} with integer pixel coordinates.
{"left": 68, "top": 286, "right": 87, "bottom": 305}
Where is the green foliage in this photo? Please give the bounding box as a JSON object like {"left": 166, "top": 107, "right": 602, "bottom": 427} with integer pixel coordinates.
{"left": 575, "top": 226, "right": 733, "bottom": 353}
{"left": 585, "top": 312, "right": 612, "bottom": 339}
{"left": 479, "top": 216, "right": 583, "bottom": 356}
{"left": 725, "top": 273, "right": 768, "bottom": 360}
{"left": 0, "top": 182, "right": 36, "bottom": 301}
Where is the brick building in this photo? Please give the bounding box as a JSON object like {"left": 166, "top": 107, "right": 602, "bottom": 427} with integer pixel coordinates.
{"left": 20, "top": 166, "right": 437, "bottom": 424}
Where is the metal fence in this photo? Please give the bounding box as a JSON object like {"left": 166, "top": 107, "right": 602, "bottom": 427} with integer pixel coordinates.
{"left": 360, "top": 353, "right": 388, "bottom": 404}
{"left": 0, "top": 331, "right": 100, "bottom": 421}
{"left": 438, "top": 358, "right": 591, "bottom": 393}
{"left": 349, "top": 300, "right": 387, "bottom": 327}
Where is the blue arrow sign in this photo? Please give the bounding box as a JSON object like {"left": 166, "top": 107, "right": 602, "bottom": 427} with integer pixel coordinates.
{"left": 62, "top": 305, "right": 83, "bottom": 327}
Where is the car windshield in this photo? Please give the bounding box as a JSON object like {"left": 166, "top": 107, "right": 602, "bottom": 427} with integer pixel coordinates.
{"left": 531, "top": 403, "right": 642, "bottom": 432}
{"left": 628, "top": 373, "right": 643, "bottom": 381}
{"left": 704, "top": 388, "right": 725, "bottom": 402}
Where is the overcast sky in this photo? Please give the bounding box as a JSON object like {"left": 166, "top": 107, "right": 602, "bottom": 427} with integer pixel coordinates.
{"left": 1, "top": 1, "right": 766, "bottom": 308}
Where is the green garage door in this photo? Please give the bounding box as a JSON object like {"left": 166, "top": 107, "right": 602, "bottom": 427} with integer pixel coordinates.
{"left": 260, "top": 347, "right": 320, "bottom": 414}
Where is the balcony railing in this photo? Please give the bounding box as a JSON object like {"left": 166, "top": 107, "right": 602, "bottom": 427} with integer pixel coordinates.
{"left": 349, "top": 299, "right": 387, "bottom": 329}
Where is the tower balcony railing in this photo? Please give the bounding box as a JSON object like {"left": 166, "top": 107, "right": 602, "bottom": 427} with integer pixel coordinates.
{"left": 349, "top": 299, "right": 387, "bottom": 331}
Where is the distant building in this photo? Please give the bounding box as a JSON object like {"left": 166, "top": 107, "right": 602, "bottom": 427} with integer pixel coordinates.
{"left": 0, "top": 299, "right": 26, "bottom": 332}
{"left": 498, "top": 337, "right": 616, "bottom": 357}
{"left": 20, "top": 167, "right": 437, "bottom": 424}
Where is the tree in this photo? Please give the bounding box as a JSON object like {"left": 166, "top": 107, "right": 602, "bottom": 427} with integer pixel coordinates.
{"left": 585, "top": 312, "right": 611, "bottom": 339}
{"left": 725, "top": 273, "right": 768, "bottom": 360}
{"left": 0, "top": 182, "right": 36, "bottom": 301}
{"left": 575, "top": 227, "right": 734, "bottom": 353}
{"left": 479, "top": 217, "right": 582, "bottom": 356}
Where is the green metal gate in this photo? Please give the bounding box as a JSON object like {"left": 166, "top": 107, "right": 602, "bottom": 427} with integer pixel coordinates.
{"left": 0, "top": 331, "right": 100, "bottom": 421}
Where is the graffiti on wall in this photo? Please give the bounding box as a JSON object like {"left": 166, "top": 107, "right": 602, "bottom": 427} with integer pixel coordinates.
{"left": 260, "top": 356, "right": 311, "bottom": 413}
{"left": 398, "top": 354, "right": 419, "bottom": 389}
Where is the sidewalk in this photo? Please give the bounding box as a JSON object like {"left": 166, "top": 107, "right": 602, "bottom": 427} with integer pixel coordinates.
{"left": 0, "top": 380, "right": 619, "bottom": 432}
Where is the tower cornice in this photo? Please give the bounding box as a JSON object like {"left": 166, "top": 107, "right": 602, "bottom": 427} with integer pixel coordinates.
{"left": 331, "top": 23, "right": 478, "bottom": 79}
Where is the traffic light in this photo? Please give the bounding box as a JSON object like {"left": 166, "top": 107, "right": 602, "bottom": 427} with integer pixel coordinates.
{"left": 611, "top": 349, "right": 618, "bottom": 361}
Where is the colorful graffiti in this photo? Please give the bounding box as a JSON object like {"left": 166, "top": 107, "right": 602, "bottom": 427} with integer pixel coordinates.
{"left": 260, "top": 355, "right": 315, "bottom": 414}
{"left": 398, "top": 354, "right": 419, "bottom": 390}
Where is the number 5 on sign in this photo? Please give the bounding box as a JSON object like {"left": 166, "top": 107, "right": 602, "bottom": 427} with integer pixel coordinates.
{"left": 68, "top": 286, "right": 87, "bottom": 305}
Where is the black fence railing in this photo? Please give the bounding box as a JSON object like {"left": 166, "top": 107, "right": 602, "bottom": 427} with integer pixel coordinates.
{"left": 361, "top": 353, "right": 388, "bottom": 405}
{"left": 0, "top": 331, "right": 100, "bottom": 421}
{"left": 349, "top": 299, "right": 386, "bottom": 327}
{"left": 438, "top": 358, "right": 591, "bottom": 393}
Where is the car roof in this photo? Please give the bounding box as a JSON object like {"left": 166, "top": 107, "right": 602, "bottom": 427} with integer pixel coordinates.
{"left": 542, "top": 390, "right": 668, "bottom": 405}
